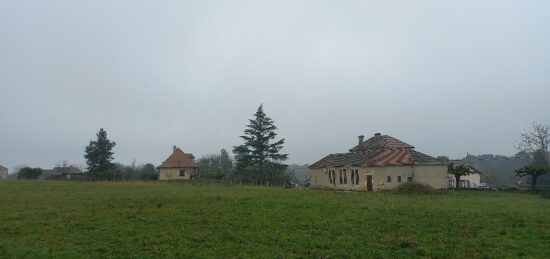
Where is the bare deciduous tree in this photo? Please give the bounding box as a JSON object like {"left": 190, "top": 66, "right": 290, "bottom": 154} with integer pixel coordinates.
{"left": 517, "top": 122, "right": 550, "bottom": 153}
{"left": 516, "top": 122, "right": 550, "bottom": 192}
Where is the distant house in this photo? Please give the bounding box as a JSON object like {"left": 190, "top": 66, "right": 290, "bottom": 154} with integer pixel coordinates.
{"left": 158, "top": 146, "right": 197, "bottom": 181}
{"left": 0, "top": 165, "right": 8, "bottom": 179}
{"left": 448, "top": 164, "right": 482, "bottom": 188}
{"left": 448, "top": 173, "right": 481, "bottom": 188}
{"left": 39, "top": 166, "right": 83, "bottom": 180}
{"left": 309, "top": 133, "right": 449, "bottom": 191}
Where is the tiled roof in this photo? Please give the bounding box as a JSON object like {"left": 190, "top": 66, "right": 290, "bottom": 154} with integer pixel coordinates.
{"left": 309, "top": 149, "right": 443, "bottom": 168}
{"left": 349, "top": 134, "right": 413, "bottom": 152}
{"left": 158, "top": 148, "right": 197, "bottom": 168}
{"left": 310, "top": 134, "right": 444, "bottom": 169}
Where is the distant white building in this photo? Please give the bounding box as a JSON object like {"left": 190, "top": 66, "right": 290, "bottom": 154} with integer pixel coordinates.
{"left": 0, "top": 165, "right": 8, "bottom": 179}
{"left": 448, "top": 171, "right": 481, "bottom": 188}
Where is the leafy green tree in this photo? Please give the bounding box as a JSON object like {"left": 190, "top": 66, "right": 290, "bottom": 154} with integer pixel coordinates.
{"left": 17, "top": 167, "right": 42, "bottom": 179}
{"left": 448, "top": 163, "right": 477, "bottom": 189}
{"left": 233, "top": 104, "right": 288, "bottom": 185}
{"left": 84, "top": 128, "right": 116, "bottom": 175}
{"left": 515, "top": 165, "right": 549, "bottom": 192}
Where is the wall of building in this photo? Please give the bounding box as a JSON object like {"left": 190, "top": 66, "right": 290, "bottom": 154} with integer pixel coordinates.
{"left": 0, "top": 169, "right": 8, "bottom": 180}
{"left": 412, "top": 165, "right": 449, "bottom": 189}
{"left": 448, "top": 173, "right": 481, "bottom": 188}
{"left": 158, "top": 167, "right": 196, "bottom": 180}
{"left": 309, "top": 164, "right": 448, "bottom": 191}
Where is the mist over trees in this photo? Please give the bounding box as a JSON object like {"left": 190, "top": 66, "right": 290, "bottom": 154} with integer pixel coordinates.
{"left": 116, "top": 162, "right": 158, "bottom": 181}
{"left": 452, "top": 154, "right": 529, "bottom": 186}
{"left": 233, "top": 105, "right": 289, "bottom": 185}
{"left": 197, "top": 149, "right": 234, "bottom": 180}
{"left": 16, "top": 167, "right": 42, "bottom": 179}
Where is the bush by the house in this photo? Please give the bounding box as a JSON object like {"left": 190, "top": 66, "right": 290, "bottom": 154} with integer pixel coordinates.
{"left": 393, "top": 182, "right": 439, "bottom": 195}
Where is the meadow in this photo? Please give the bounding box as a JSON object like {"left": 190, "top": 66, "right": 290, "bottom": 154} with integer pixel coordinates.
{"left": 0, "top": 181, "right": 549, "bottom": 258}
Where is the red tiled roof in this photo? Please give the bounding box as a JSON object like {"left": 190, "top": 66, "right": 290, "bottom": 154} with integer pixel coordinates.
{"left": 310, "top": 134, "right": 444, "bottom": 169}
{"left": 309, "top": 149, "right": 443, "bottom": 168}
{"left": 158, "top": 148, "right": 197, "bottom": 168}
{"left": 350, "top": 134, "right": 413, "bottom": 152}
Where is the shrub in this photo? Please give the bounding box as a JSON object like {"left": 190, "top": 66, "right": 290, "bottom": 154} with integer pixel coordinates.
{"left": 393, "top": 182, "right": 439, "bottom": 195}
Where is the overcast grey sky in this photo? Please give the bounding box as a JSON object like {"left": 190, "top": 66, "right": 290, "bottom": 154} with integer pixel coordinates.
{"left": 1, "top": 0, "right": 549, "bottom": 171}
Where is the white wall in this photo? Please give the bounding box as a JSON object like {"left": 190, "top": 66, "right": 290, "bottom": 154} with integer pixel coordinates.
{"left": 158, "top": 167, "right": 195, "bottom": 180}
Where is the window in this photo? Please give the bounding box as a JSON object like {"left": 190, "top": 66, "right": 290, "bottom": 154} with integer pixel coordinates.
{"left": 351, "top": 170, "right": 355, "bottom": 185}
{"left": 328, "top": 170, "right": 333, "bottom": 184}
{"left": 339, "top": 169, "right": 343, "bottom": 184}
{"left": 179, "top": 170, "right": 186, "bottom": 177}
{"left": 397, "top": 176, "right": 402, "bottom": 183}
{"left": 343, "top": 169, "right": 347, "bottom": 184}
{"left": 387, "top": 176, "right": 391, "bottom": 183}
{"left": 355, "top": 169, "right": 359, "bottom": 185}
{"left": 407, "top": 177, "right": 412, "bottom": 182}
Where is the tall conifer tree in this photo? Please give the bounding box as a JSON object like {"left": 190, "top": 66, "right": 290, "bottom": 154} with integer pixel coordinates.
{"left": 84, "top": 128, "right": 116, "bottom": 174}
{"left": 233, "top": 105, "right": 288, "bottom": 184}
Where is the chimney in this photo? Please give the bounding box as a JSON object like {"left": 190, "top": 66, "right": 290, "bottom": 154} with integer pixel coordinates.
{"left": 374, "top": 133, "right": 381, "bottom": 146}
{"left": 358, "top": 135, "right": 364, "bottom": 146}
{"left": 173, "top": 145, "right": 177, "bottom": 153}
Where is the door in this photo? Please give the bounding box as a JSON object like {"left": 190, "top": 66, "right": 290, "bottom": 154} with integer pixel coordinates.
{"left": 366, "top": 175, "right": 373, "bottom": 192}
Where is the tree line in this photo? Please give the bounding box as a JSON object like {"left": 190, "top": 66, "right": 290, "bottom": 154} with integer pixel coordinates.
{"left": 76, "top": 104, "right": 291, "bottom": 184}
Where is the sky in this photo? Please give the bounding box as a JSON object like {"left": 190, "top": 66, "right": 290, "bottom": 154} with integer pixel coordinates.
{"left": 1, "top": 0, "right": 549, "bottom": 171}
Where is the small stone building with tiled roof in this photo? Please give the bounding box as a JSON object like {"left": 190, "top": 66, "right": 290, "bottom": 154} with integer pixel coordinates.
{"left": 309, "top": 133, "right": 448, "bottom": 191}
{"left": 158, "top": 146, "right": 197, "bottom": 181}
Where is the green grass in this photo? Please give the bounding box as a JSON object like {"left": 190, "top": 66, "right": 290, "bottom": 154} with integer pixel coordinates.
{"left": 1, "top": 181, "right": 549, "bottom": 258}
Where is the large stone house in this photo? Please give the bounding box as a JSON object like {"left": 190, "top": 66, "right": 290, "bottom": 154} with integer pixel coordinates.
{"left": 309, "top": 133, "right": 448, "bottom": 191}
{"left": 158, "top": 146, "right": 197, "bottom": 181}
{"left": 0, "top": 165, "right": 8, "bottom": 179}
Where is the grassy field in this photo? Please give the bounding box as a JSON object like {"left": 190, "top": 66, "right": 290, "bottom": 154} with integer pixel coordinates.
{"left": 1, "top": 181, "right": 549, "bottom": 258}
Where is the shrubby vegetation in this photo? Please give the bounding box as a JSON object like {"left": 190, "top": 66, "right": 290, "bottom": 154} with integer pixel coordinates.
{"left": 393, "top": 182, "right": 439, "bottom": 195}
{"left": 115, "top": 163, "right": 158, "bottom": 181}
{"left": 16, "top": 167, "right": 42, "bottom": 179}
{"left": 197, "top": 149, "right": 233, "bottom": 180}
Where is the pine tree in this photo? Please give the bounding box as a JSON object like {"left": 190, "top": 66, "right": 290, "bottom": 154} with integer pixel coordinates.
{"left": 84, "top": 128, "right": 116, "bottom": 174}
{"left": 233, "top": 105, "right": 288, "bottom": 184}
